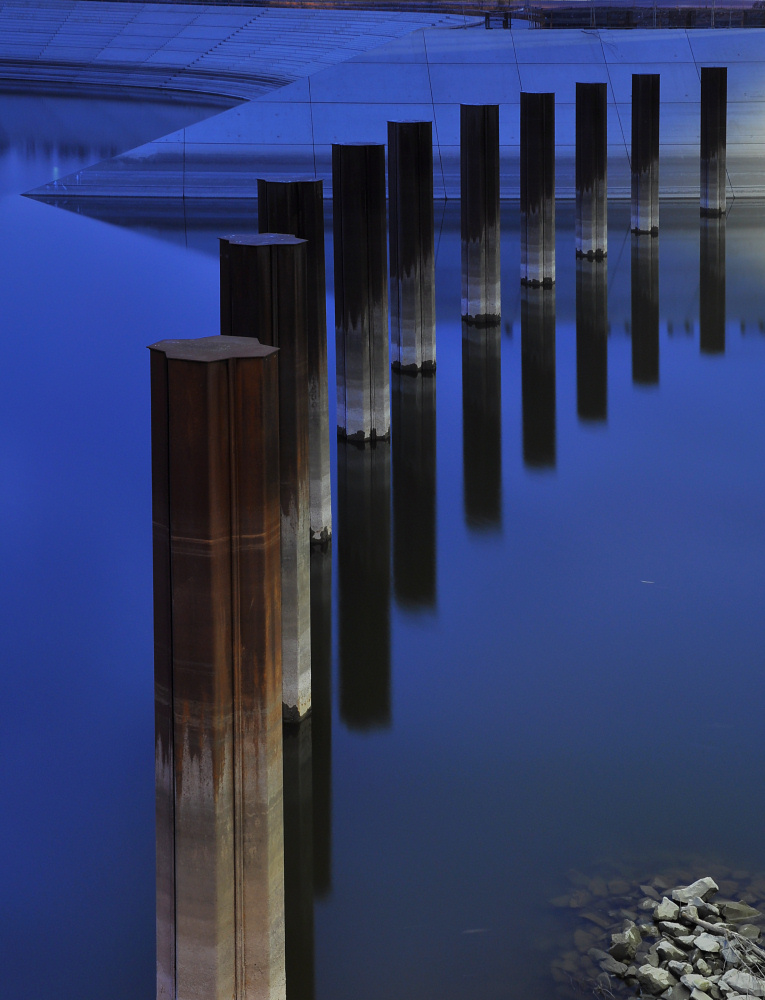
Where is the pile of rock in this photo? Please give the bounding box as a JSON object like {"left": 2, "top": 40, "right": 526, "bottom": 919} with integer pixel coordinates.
{"left": 584, "top": 877, "right": 765, "bottom": 1000}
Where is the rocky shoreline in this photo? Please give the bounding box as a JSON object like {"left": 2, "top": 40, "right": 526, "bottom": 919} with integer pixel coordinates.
{"left": 551, "top": 873, "right": 765, "bottom": 1000}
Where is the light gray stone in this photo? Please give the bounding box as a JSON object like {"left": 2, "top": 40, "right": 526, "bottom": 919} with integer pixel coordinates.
{"left": 665, "top": 986, "right": 692, "bottom": 1000}
{"left": 696, "top": 959, "right": 713, "bottom": 977}
{"left": 681, "top": 974, "right": 712, "bottom": 992}
{"left": 721, "top": 902, "right": 763, "bottom": 924}
{"left": 674, "top": 880, "right": 721, "bottom": 905}
{"left": 696, "top": 934, "right": 722, "bottom": 954}
{"left": 638, "top": 965, "right": 679, "bottom": 995}
{"left": 659, "top": 940, "right": 691, "bottom": 962}
{"left": 610, "top": 922, "right": 642, "bottom": 961}
{"left": 669, "top": 961, "right": 695, "bottom": 978}
{"left": 682, "top": 905, "right": 701, "bottom": 925}
{"left": 692, "top": 990, "right": 712, "bottom": 1000}
{"left": 721, "top": 971, "right": 765, "bottom": 997}
{"left": 600, "top": 955, "right": 629, "bottom": 976}
{"left": 677, "top": 936, "right": 698, "bottom": 949}
{"left": 738, "top": 924, "right": 762, "bottom": 940}
{"left": 664, "top": 922, "right": 695, "bottom": 938}
{"left": 657, "top": 898, "right": 683, "bottom": 922}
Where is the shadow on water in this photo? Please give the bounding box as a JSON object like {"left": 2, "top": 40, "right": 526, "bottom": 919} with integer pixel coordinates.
{"left": 521, "top": 286, "right": 557, "bottom": 468}
{"left": 462, "top": 320, "right": 502, "bottom": 530}
{"left": 576, "top": 257, "right": 608, "bottom": 423}
{"left": 337, "top": 439, "right": 391, "bottom": 731}
{"left": 700, "top": 216, "right": 726, "bottom": 356}
{"left": 392, "top": 370, "right": 437, "bottom": 610}
{"left": 631, "top": 232, "right": 660, "bottom": 385}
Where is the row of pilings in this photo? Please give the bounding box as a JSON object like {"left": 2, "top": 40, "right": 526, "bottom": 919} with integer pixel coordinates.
{"left": 148, "top": 65, "right": 729, "bottom": 1000}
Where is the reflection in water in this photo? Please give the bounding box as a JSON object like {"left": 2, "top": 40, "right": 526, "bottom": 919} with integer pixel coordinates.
{"left": 462, "top": 321, "right": 502, "bottom": 530}
{"left": 284, "top": 720, "right": 315, "bottom": 1000}
{"left": 700, "top": 216, "right": 726, "bottom": 355}
{"left": 521, "top": 287, "right": 557, "bottom": 468}
{"left": 631, "top": 234, "right": 659, "bottom": 385}
{"left": 338, "top": 440, "right": 391, "bottom": 730}
{"left": 392, "top": 371, "right": 437, "bottom": 609}
{"left": 310, "top": 546, "right": 332, "bottom": 897}
{"left": 576, "top": 258, "right": 608, "bottom": 423}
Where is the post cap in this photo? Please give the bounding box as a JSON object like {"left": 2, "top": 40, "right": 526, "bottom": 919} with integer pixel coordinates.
{"left": 148, "top": 335, "right": 279, "bottom": 362}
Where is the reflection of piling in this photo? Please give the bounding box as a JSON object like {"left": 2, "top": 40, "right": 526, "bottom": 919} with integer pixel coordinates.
{"left": 309, "top": 546, "right": 332, "bottom": 897}
{"left": 521, "top": 287, "right": 557, "bottom": 467}
{"left": 388, "top": 121, "right": 436, "bottom": 372}
{"left": 700, "top": 67, "right": 727, "bottom": 217}
{"left": 258, "top": 177, "right": 331, "bottom": 546}
{"left": 392, "top": 370, "right": 436, "bottom": 609}
{"left": 576, "top": 83, "right": 607, "bottom": 260}
{"left": 219, "top": 234, "right": 311, "bottom": 722}
{"left": 150, "top": 336, "right": 285, "bottom": 1000}
{"left": 576, "top": 257, "right": 608, "bottom": 422}
{"left": 283, "top": 719, "right": 315, "bottom": 1000}
{"left": 631, "top": 74, "right": 660, "bottom": 235}
{"left": 460, "top": 104, "right": 500, "bottom": 323}
{"left": 338, "top": 440, "right": 391, "bottom": 729}
{"left": 631, "top": 234, "right": 659, "bottom": 384}
{"left": 521, "top": 92, "right": 555, "bottom": 286}
{"left": 333, "top": 143, "right": 389, "bottom": 441}
{"left": 700, "top": 216, "right": 726, "bottom": 355}
{"left": 462, "top": 321, "right": 502, "bottom": 529}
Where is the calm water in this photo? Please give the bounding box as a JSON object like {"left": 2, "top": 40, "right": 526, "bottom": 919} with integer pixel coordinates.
{"left": 3, "top": 91, "right": 765, "bottom": 1000}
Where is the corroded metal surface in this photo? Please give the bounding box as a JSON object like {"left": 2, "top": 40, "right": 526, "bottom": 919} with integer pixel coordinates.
{"left": 701, "top": 67, "right": 727, "bottom": 217}
{"left": 337, "top": 439, "right": 391, "bottom": 728}
{"left": 462, "top": 320, "right": 502, "bottom": 529}
{"left": 258, "top": 178, "right": 332, "bottom": 546}
{"left": 392, "top": 370, "right": 436, "bottom": 608}
{"left": 460, "top": 104, "right": 500, "bottom": 323}
{"left": 388, "top": 120, "right": 436, "bottom": 372}
{"left": 576, "top": 82, "right": 608, "bottom": 260}
{"left": 521, "top": 92, "right": 556, "bottom": 287}
{"left": 631, "top": 73, "right": 660, "bottom": 235}
{"left": 521, "top": 287, "right": 557, "bottom": 467}
{"left": 149, "top": 336, "right": 285, "bottom": 1000}
{"left": 333, "top": 143, "right": 390, "bottom": 441}
{"left": 219, "top": 234, "right": 312, "bottom": 721}
{"left": 631, "top": 233, "right": 660, "bottom": 384}
{"left": 576, "top": 257, "right": 608, "bottom": 422}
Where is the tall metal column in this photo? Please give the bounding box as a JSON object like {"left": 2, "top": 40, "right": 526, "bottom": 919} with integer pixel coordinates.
{"left": 150, "top": 336, "right": 285, "bottom": 1000}
{"left": 258, "top": 176, "right": 331, "bottom": 546}
{"left": 388, "top": 120, "right": 436, "bottom": 372}
{"left": 219, "top": 233, "right": 311, "bottom": 721}
{"left": 521, "top": 92, "right": 556, "bottom": 286}
{"left": 576, "top": 82, "right": 607, "bottom": 259}
{"left": 700, "top": 67, "right": 727, "bottom": 217}
{"left": 460, "top": 104, "right": 500, "bottom": 323}
{"left": 631, "top": 74, "right": 660, "bottom": 235}
{"left": 332, "top": 143, "right": 390, "bottom": 441}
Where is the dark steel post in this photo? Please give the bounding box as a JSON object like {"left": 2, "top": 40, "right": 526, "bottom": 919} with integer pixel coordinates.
{"left": 219, "top": 234, "right": 311, "bottom": 721}
{"left": 338, "top": 440, "right": 391, "bottom": 729}
{"left": 576, "top": 258, "right": 608, "bottom": 422}
{"left": 521, "top": 92, "right": 555, "bottom": 287}
{"left": 258, "top": 177, "right": 331, "bottom": 546}
{"left": 460, "top": 104, "right": 501, "bottom": 323}
{"left": 388, "top": 120, "right": 436, "bottom": 372}
{"left": 332, "top": 143, "right": 390, "bottom": 441}
{"left": 700, "top": 67, "right": 727, "bottom": 217}
{"left": 521, "top": 287, "right": 557, "bottom": 467}
{"left": 462, "top": 321, "right": 502, "bottom": 529}
{"left": 392, "top": 370, "right": 436, "bottom": 609}
{"left": 631, "top": 234, "right": 659, "bottom": 384}
{"left": 631, "top": 73, "right": 660, "bottom": 235}
{"left": 700, "top": 216, "right": 726, "bottom": 355}
{"left": 150, "top": 336, "right": 285, "bottom": 1000}
{"left": 576, "top": 82, "right": 607, "bottom": 259}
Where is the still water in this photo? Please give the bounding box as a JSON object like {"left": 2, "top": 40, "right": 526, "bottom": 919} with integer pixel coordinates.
{"left": 3, "top": 91, "right": 765, "bottom": 1000}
